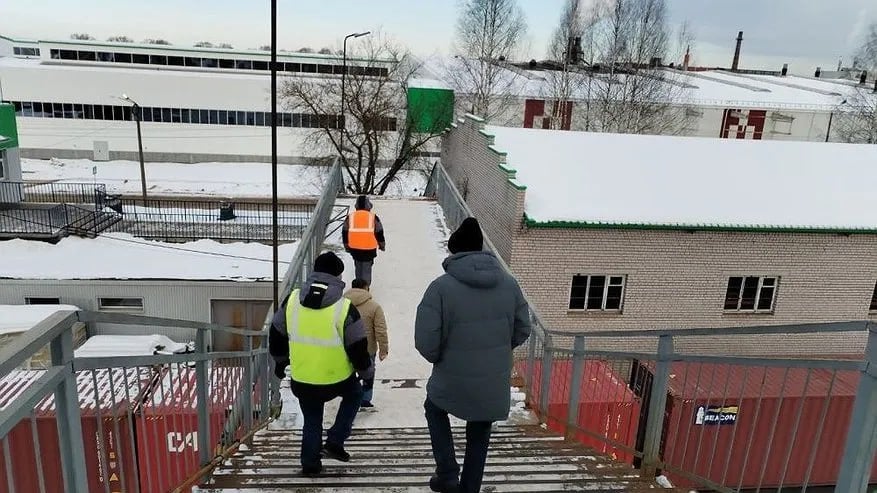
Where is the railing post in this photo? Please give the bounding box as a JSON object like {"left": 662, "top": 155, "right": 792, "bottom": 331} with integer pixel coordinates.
{"left": 527, "top": 330, "right": 537, "bottom": 396}
{"left": 837, "top": 323, "right": 877, "bottom": 492}
{"left": 242, "top": 336, "right": 254, "bottom": 434}
{"left": 195, "top": 330, "right": 210, "bottom": 467}
{"left": 539, "top": 343, "right": 554, "bottom": 417}
{"left": 566, "top": 336, "right": 586, "bottom": 438}
{"left": 50, "top": 329, "right": 89, "bottom": 493}
{"left": 260, "top": 342, "right": 270, "bottom": 422}
{"left": 641, "top": 334, "right": 674, "bottom": 478}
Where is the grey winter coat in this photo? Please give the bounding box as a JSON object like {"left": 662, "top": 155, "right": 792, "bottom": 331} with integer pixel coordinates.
{"left": 415, "top": 251, "right": 531, "bottom": 422}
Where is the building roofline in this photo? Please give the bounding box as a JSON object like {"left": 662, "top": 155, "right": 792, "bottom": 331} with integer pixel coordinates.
{"left": 523, "top": 215, "right": 877, "bottom": 235}
{"left": 37, "top": 39, "right": 383, "bottom": 64}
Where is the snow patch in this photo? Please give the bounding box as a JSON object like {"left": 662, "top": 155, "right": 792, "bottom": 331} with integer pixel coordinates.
{"left": 0, "top": 305, "right": 79, "bottom": 335}
{"left": 0, "top": 233, "right": 298, "bottom": 281}
{"left": 21, "top": 158, "right": 427, "bottom": 199}
{"left": 75, "top": 335, "right": 191, "bottom": 357}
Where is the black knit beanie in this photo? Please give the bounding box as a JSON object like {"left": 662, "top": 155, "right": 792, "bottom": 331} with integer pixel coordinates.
{"left": 448, "top": 217, "right": 484, "bottom": 254}
{"left": 313, "top": 252, "right": 344, "bottom": 277}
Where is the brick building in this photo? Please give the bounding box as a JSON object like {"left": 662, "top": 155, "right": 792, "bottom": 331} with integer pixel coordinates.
{"left": 441, "top": 114, "right": 877, "bottom": 354}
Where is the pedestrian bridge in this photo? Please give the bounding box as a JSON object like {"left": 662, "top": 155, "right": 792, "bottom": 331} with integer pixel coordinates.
{"left": 0, "top": 161, "right": 874, "bottom": 492}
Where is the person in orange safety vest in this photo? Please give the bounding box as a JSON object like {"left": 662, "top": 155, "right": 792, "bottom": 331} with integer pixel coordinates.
{"left": 342, "top": 196, "right": 385, "bottom": 284}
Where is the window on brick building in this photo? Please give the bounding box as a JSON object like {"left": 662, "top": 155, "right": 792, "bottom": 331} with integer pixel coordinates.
{"left": 870, "top": 282, "right": 877, "bottom": 312}
{"left": 569, "top": 275, "right": 625, "bottom": 311}
{"left": 724, "top": 276, "right": 777, "bottom": 312}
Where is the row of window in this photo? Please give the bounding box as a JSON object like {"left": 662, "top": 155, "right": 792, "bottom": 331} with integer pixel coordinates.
{"left": 10, "top": 100, "right": 350, "bottom": 129}
{"left": 569, "top": 276, "right": 877, "bottom": 314}
{"left": 47, "top": 49, "right": 389, "bottom": 77}
{"left": 12, "top": 47, "right": 40, "bottom": 57}
{"left": 27, "top": 280, "right": 877, "bottom": 315}
{"left": 26, "top": 296, "right": 144, "bottom": 312}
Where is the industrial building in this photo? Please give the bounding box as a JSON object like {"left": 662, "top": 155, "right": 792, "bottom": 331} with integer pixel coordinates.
{"left": 441, "top": 114, "right": 877, "bottom": 355}
{"left": 0, "top": 34, "right": 395, "bottom": 163}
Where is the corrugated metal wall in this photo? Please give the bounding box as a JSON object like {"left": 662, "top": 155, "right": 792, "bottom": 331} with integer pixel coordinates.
{"left": 0, "top": 279, "right": 273, "bottom": 342}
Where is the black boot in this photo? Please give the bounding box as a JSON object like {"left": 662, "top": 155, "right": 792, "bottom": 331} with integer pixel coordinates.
{"left": 321, "top": 442, "right": 351, "bottom": 462}
{"left": 429, "top": 475, "right": 461, "bottom": 493}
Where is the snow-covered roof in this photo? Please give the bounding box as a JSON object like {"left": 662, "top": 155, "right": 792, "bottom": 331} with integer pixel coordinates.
{"left": 75, "top": 335, "right": 191, "bottom": 358}
{"left": 0, "top": 305, "right": 79, "bottom": 335}
{"left": 0, "top": 233, "right": 298, "bottom": 281}
{"left": 427, "top": 57, "right": 863, "bottom": 110}
{"left": 482, "top": 122, "right": 877, "bottom": 231}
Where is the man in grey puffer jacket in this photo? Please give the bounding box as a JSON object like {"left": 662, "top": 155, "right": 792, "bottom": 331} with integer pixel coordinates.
{"left": 415, "top": 217, "right": 531, "bottom": 493}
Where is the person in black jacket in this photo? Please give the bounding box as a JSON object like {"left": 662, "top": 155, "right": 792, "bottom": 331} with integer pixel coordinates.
{"left": 269, "top": 252, "right": 374, "bottom": 476}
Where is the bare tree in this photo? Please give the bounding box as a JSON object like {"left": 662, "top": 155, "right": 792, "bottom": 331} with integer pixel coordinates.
{"left": 318, "top": 47, "right": 333, "bottom": 55}
{"left": 584, "top": 0, "right": 692, "bottom": 135}
{"left": 259, "top": 45, "right": 272, "bottom": 51}
{"left": 107, "top": 36, "right": 134, "bottom": 43}
{"left": 835, "top": 27, "right": 877, "bottom": 143}
{"left": 218, "top": 43, "right": 234, "bottom": 49}
{"left": 447, "top": 0, "right": 527, "bottom": 121}
{"left": 297, "top": 47, "right": 315, "bottom": 53}
{"left": 70, "top": 33, "right": 95, "bottom": 41}
{"left": 855, "top": 23, "right": 877, "bottom": 73}
{"left": 144, "top": 39, "right": 172, "bottom": 45}
{"left": 548, "top": 0, "right": 584, "bottom": 62}
{"left": 194, "top": 41, "right": 215, "bottom": 48}
{"left": 672, "top": 20, "right": 696, "bottom": 67}
{"left": 281, "top": 35, "right": 452, "bottom": 195}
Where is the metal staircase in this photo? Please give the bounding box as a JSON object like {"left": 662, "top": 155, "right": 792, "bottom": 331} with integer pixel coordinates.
{"left": 198, "top": 425, "right": 666, "bottom": 492}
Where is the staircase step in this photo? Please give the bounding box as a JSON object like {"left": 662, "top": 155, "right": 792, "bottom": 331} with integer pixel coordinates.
{"left": 202, "top": 425, "right": 662, "bottom": 492}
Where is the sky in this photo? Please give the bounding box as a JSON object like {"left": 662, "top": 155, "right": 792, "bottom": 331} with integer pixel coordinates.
{"left": 1, "top": 0, "right": 875, "bottom": 75}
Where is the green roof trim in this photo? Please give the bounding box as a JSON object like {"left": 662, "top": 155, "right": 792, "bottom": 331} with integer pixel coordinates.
{"left": 523, "top": 214, "right": 877, "bottom": 234}
{"left": 487, "top": 145, "right": 507, "bottom": 157}
{"left": 0, "top": 104, "right": 19, "bottom": 150}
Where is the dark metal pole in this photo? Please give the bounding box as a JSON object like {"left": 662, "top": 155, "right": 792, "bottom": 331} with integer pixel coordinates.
{"left": 825, "top": 111, "right": 834, "bottom": 143}
{"left": 342, "top": 36, "right": 349, "bottom": 161}
{"left": 271, "top": 0, "right": 279, "bottom": 308}
{"left": 134, "top": 103, "right": 147, "bottom": 205}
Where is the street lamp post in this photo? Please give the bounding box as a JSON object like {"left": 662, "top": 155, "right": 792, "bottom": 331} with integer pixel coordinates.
{"left": 341, "top": 32, "right": 370, "bottom": 156}
{"left": 121, "top": 94, "right": 147, "bottom": 204}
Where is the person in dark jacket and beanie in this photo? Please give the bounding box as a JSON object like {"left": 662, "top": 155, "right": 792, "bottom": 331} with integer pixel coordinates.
{"left": 342, "top": 195, "right": 385, "bottom": 284}
{"left": 415, "top": 217, "right": 531, "bottom": 493}
{"left": 269, "top": 251, "right": 375, "bottom": 477}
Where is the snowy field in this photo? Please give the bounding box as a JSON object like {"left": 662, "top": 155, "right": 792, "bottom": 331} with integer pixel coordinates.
{"left": 270, "top": 199, "right": 535, "bottom": 431}
{"left": 21, "top": 158, "right": 430, "bottom": 199}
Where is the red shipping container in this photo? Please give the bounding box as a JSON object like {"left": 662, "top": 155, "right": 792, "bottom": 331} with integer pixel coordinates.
{"left": 137, "top": 365, "right": 245, "bottom": 493}
{"left": 653, "top": 362, "right": 877, "bottom": 490}
{"left": 517, "top": 359, "right": 640, "bottom": 463}
{"left": 0, "top": 368, "right": 155, "bottom": 493}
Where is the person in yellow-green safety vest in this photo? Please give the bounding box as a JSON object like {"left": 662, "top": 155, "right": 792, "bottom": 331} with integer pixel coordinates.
{"left": 269, "top": 251, "right": 374, "bottom": 477}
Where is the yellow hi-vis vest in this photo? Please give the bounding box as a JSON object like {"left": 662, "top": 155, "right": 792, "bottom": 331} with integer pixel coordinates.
{"left": 286, "top": 289, "right": 354, "bottom": 385}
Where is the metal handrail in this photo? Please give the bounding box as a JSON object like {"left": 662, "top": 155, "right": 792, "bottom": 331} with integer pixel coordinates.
{"left": 425, "top": 159, "right": 877, "bottom": 492}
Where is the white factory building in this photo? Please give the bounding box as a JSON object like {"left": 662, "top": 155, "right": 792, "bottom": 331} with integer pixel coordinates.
{"left": 0, "top": 34, "right": 391, "bottom": 163}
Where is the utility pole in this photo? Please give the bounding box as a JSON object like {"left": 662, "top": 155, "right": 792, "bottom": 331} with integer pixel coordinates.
{"left": 271, "top": 0, "right": 279, "bottom": 308}
{"left": 122, "top": 94, "right": 147, "bottom": 204}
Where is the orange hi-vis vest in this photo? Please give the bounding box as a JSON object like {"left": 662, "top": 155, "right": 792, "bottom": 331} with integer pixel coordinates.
{"left": 348, "top": 210, "right": 379, "bottom": 250}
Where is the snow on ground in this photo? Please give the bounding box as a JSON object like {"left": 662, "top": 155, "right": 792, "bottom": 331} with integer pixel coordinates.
{"left": 485, "top": 124, "right": 877, "bottom": 229}
{"left": 74, "top": 335, "right": 191, "bottom": 357}
{"left": 21, "top": 158, "right": 428, "bottom": 199}
{"left": 0, "top": 304, "right": 79, "bottom": 334}
{"left": 272, "top": 199, "right": 535, "bottom": 430}
{"left": 0, "top": 232, "right": 297, "bottom": 281}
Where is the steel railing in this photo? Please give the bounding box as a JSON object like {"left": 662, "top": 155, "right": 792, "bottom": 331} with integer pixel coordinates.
{"left": 0, "top": 159, "right": 345, "bottom": 492}
{"left": 110, "top": 198, "right": 315, "bottom": 243}
{"left": 0, "top": 310, "right": 267, "bottom": 493}
{"left": 0, "top": 181, "right": 110, "bottom": 205}
{"left": 426, "top": 161, "right": 877, "bottom": 492}
{"left": 262, "top": 158, "right": 345, "bottom": 410}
